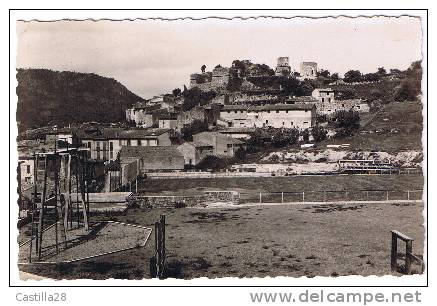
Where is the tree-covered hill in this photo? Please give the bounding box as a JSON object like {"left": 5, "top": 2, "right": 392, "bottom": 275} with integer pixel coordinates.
{"left": 16, "top": 69, "right": 144, "bottom": 132}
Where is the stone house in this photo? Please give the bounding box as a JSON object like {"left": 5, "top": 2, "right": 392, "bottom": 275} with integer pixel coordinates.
{"left": 177, "top": 141, "right": 214, "bottom": 167}
{"left": 126, "top": 102, "right": 161, "bottom": 127}
{"left": 120, "top": 146, "right": 185, "bottom": 173}
{"left": 192, "top": 132, "right": 245, "bottom": 157}
{"left": 220, "top": 104, "right": 316, "bottom": 130}
{"left": 312, "top": 88, "right": 335, "bottom": 103}
{"left": 78, "top": 127, "right": 172, "bottom": 162}
{"left": 158, "top": 113, "right": 178, "bottom": 129}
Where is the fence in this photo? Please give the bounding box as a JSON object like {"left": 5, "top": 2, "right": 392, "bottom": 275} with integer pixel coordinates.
{"left": 237, "top": 189, "right": 423, "bottom": 205}
{"left": 391, "top": 230, "right": 424, "bottom": 275}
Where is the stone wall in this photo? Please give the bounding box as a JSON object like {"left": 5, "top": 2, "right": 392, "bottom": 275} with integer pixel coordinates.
{"left": 129, "top": 190, "right": 240, "bottom": 208}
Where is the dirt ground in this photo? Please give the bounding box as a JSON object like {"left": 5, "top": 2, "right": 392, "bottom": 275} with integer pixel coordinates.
{"left": 19, "top": 201, "right": 425, "bottom": 280}
{"left": 138, "top": 174, "right": 424, "bottom": 196}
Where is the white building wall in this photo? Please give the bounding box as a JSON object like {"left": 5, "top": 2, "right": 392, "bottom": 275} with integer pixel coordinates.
{"left": 220, "top": 109, "right": 314, "bottom": 129}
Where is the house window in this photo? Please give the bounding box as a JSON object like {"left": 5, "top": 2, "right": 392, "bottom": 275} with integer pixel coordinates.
{"left": 286, "top": 110, "right": 289, "bottom": 113}
{"left": 282, "top": 122, "right": 285, "bottom": 126}
{"left": 276, "top": 110, "right": 279, "bottom": 113}
{"left": 321, "top": 98, "right": 325, "bottom": 103}
{"left": 26, "top": 165, "right": 30, "bottom": 174}
{"left": 127, "top": 139, "right": 131, "bottom": 146}
{"left": 227, "top": 111, "right": 230, "bottom": 113}
{"left": 109, "top": 142, "right": 114, "bottom": 160}
{"left": 240, "top": 111, "right": 243, "bottom": 113}
{"left": 265, "top": 120, "right": 269, "bottom": 124}
{"left": 290, "top": 122, "right": 294, "bottom": 126}
{"left": 255, "top": 115, "right": 259, "bottom": 119}
{"left": 304, "top": 121, "right": 309, "bottom": 124}
{"left": 235, "top": 111, "right": 238, "bottom": 114}
{"left": 137, "top": 139, "right": 141, "bottom": 146}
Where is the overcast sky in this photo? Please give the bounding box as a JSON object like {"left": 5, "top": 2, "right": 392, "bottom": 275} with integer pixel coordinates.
{"left": 16, "top": 16, "right": 422, "bottom": 99}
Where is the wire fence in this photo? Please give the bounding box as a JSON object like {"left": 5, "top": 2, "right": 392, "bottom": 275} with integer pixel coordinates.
{"left": 238, "top": 189, "right": 423, "bottom": 204}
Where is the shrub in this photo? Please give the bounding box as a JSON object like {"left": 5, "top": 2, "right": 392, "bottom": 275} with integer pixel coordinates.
{"left": 312, "top": 126, "right": 328, "bottom": 142}
{"left": 301, "top": 129, "right": 310, "bottom": 142}
{"left": 271, "top": 128, "right": 300, "bottom": 147}
{"left": 393, "top": 79, "right": 421, "bottom": 102}
{"left": 331, "top": 110, "right": 361, "bottom": 137}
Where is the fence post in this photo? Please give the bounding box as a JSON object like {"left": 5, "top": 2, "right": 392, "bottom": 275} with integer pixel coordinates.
{"left": 281, "top": 192, "right": 284, "bottom": 204}
{"left": 407, "top": 190, "right": 410, "bottom": 200}
{"left": 345, "top": 190, "right": 348, "bottom": 201}
{"left": 391, "top": 231, "right": 398, "bottom": 272}
{"left": 386, "top": 190, "right": 389, "bottom": 201}
{"left": 302, "top": 191, "right": 305, "bottom": 203}
{"left": 259, "top": 193, "right": 262, "bottom": 204}
{"left": 405, "top": 240, "right": 413, "bottom": 275}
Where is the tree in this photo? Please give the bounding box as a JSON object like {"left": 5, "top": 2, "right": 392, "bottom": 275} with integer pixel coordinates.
{"left": 343, "top": 70, "right": 362, "bottom": 83}
{"left": 318, "top": 69, "right": 330, "bottom": 78}
{"left": 201, "top": 65, "right": 206, "bottom": 74}
{"left": 172, "top": 88, "right": 181, "bottom": 97}
{"left": 182, "top": 87, "right": 216, "bottom": 111}
{"left": 301, "top": 129, "right": 310, "bottom": 142}
{"left": 180, "top": 120, "right": 208, "bottom": 141}
{"left": 377, "top": 67, "right": 387, "bottom": 76}
{"left": 312, "top": 125, "right": 328, "bottom": 142}
{"left": 393, "top": 79, "right": 420, "bottom": 102}
{"left": 246, "top": 128, "right": 264, "bottom": 153}
{"left": 362, "top": 72, "right": 380, "bottom": 82}
{"left": 332, "top": 110, "right": 361, "bottom": 137}
{"left": 330, "top": 73, "right": 339, "bottom": 82}
{"left": 271, "top": 128, "right": 300, "bottom": 147}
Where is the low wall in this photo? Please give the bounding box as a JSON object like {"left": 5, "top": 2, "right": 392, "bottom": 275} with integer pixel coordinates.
{"left": 130, "top": 190, "right": 240, "bottom": 208}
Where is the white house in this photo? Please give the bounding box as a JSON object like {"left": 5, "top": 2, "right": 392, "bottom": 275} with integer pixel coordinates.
{"left": 220, "top": 104, "right": 316, "bottom": 130}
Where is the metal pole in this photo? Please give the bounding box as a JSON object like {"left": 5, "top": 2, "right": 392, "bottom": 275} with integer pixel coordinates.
{"left": 38, "top": 155, "right": 48, "bottom": 260}
{"left": 75, "top": 154, "right": 80, "bottom": 228}
{"left": 302, "top": 191, "right": 305, "bottom": 203}
{"left": 259, "top": 193, "right": 262, "bottom": 204}
{"left": 54, "top": 154, "right": 59, "bottom": 253}
{"left": 281, "top": 192, "right": 284, "bottom": 204}
{"left": 407, "top": 190, "right": 410, "bottom": 200}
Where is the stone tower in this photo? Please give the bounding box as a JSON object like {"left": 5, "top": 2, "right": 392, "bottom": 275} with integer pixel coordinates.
{"left": 300, "top": 62, "right": 318, "bottom": 79}
{"left": 275, "top": 57, "right": 291, "bottom": 76}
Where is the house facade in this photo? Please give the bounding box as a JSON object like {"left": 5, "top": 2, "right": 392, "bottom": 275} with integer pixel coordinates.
{"left": 312, "top": 88, "right": 335, "bottom": 103}
{"left": 177, "top": 141, "right": 214, "bottom": 167}
{"left": 79, "top": 127, "right": 172, "bottom": 162}
{"left": 220, "top": 104, "right": 316, "bottom": 130}
{"left": 120, "top": 146, "right": 185, "bottom": 173}
{"left": 192, "top": 132, "right": 244, "bottom": 157}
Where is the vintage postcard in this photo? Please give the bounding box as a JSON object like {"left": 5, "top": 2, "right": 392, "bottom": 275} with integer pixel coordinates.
{"left": 13, "top": 13, "right": 426, "bottom": 284}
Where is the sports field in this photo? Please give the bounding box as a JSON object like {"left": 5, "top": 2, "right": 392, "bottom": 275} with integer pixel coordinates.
{"left": 19, "top": 200, "right": 425, "bottom": 280}
{"left": 138, "top": 174, "right": 424, "bottom": 196}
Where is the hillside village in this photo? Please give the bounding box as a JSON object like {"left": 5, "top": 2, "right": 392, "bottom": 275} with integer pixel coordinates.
{"left": 17, "top": 56, "right": 423, "bottom": 199}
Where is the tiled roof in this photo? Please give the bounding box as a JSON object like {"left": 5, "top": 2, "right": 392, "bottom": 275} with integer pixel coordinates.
{"left": 191, "top": 140, "right": 214, "bottom": 148}
{"left": 218, "top": 127, "right": 256, "bottom": 134}
{"left": 193, "top": 132, "right": 244, "bottom": 145}
{"left": 221, "top": 103, "right": 315, "bottom": 112}
{"left": 78, "top": 127, "right": 170, "bottom": 140}
{"left": 120, "top": 146, "right": 184, "bottom": 160}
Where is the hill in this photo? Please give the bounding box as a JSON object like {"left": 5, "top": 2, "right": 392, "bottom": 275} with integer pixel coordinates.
{"left": 16, "top": 69, "right": 144, "bottom": 132}
{"left": 321, "top": 100, "right": 423, "bottom": 152}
